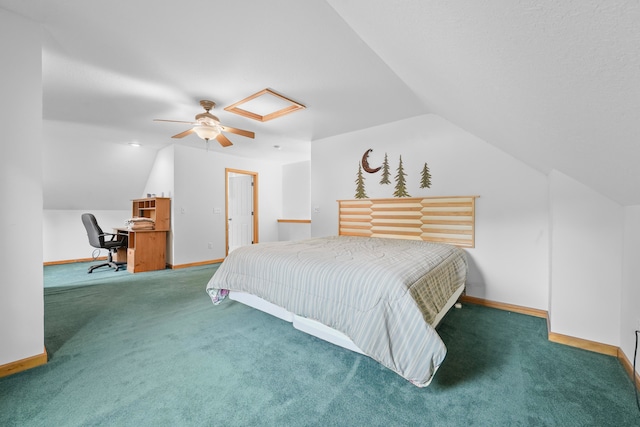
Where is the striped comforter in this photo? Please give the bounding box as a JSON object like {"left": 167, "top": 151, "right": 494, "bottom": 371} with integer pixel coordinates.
{"left": 206, "top": 235, "right": 468, "bottom": 386}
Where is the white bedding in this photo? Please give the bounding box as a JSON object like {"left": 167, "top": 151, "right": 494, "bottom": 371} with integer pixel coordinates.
{"left": 206, "top": 235, "right": 468, "bottom": 386}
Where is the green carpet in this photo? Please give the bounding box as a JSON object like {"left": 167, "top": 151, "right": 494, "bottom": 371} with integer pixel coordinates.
{"left": 1, "top": 263, "right": 638, "bottom": 426}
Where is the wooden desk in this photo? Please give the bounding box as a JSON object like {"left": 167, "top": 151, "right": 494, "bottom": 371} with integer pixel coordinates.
{"left": 114, "top": 228, "right": 168, "bottom": 273}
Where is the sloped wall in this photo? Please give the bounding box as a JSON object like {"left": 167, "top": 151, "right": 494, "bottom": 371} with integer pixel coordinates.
{"left": 42, "top": 120, "right": 156, "bottom": 211}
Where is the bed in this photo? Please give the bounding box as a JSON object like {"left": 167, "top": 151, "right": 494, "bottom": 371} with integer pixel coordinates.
{"left": 206, "top": 233, "right": 469, "bottom": 387}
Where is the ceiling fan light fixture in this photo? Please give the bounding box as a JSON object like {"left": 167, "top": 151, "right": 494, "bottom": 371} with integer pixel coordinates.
{"left": 155, "top": 99, "right": 253, "bottom": 148}
{"left": 193, "top": 125, "right": 220, "bottom": 141}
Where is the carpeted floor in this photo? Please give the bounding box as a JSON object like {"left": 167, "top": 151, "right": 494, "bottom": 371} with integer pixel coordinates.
{"left": 1, "top": 262, "right": 638, "bottom": 426}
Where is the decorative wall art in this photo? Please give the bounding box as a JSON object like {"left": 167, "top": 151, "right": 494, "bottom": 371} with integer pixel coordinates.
{"left": 354, "top": 163, "right": 368, "bottom": 199}
{"left": 355, "top": 149, "right": 433, "bottom": 198}
{"left": 379, "top": 153, "right": 391, "bottom": 185}
{"left": 393, "top": 155, "right": 411, "bottom": 197}
{"left": 420, "top": 163, "right": 432, "bottom": 189}
{"left": 361, "top": 149, "right": 382, "bottom": 173}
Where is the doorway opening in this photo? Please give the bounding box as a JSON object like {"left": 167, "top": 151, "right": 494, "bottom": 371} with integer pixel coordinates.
{"left": 225, "top": 168, "right": 259, "bottom": 255}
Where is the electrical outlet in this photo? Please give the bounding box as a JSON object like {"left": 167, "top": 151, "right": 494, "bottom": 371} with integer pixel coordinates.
{"left": 208, "top": 242, "right": 213, "bottom": 249}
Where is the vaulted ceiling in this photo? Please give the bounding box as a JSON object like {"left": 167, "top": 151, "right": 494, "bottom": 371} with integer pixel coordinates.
{"left": 2, "top": 0, "right": 639, "bottom": 207}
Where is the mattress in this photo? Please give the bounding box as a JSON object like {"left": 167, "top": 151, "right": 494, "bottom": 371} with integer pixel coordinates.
{"left": 206, "top": 235, "right": 468, "bottom": 386}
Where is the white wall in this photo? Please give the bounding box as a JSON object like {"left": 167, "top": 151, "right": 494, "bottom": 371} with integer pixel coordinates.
{"left": 549, "top": 170, "right": 623, "bottom": 346}
{"left": 0, "top": 9, "right": 44, "bottom": 365}
{"left": 171, "top": 144, "right": 283, "bottom": 266}
{"left": 142, "top": 145, "right": 175, "bottom": 263}
{"left": 278, "top": 222, "right": 312, "bottom": 242}
{"left": 621, "top": 205, "right": 640, "bottom": 373}
{"left": 311, "top": 114, "right": 550, "bottom": 310}
{"left": 43, "top": 210, "right": 130, "bottom": 263}
{"left": 143, "top": 145, "right": 175, "bottom": 200}
{"left": 282, "top": 161, "right": 311, "bottom": 218}
{"left": 279, "top": 161, "right": 311, "bottom": 241}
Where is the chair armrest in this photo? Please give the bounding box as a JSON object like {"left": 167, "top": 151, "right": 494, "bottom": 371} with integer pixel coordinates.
{"left": 101, "top": 232, "right": 126, "bottom": 244}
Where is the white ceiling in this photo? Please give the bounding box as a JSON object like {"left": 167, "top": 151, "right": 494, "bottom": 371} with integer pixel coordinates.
{"left": 2, "top": 0, "right": 639, "bottom": 207}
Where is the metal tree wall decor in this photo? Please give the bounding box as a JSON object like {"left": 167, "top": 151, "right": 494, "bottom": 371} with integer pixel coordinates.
{"left": 352, "top": 150, "right": 431, "bottom": 198}
{"left": 393, "top": 155, "right": 411, "bottom": 197}
{"left": 379, "top": 153, "right": 391, "bottom": 185}
{"left": 420, "top": 162, "right": 432, "bottom": 189}
{"left": 354, "top": 163, "right": 368, "bottom": 199}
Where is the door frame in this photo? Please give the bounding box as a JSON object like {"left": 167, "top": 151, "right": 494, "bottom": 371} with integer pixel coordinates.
{"left": 225, "top": 168, "right": 259, "bottom": 256}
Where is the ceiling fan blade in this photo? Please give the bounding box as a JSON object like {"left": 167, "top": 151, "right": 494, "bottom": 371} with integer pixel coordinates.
{"left": 172, "top": 128, "right": 195, "bottom": 138}
{"left": 221, "top": 125, "right": 255, "bottom": 139}
{"left": 216, "top": 133, "right": 233, "bottom": 147}
{"left": 154, "top": 119, "right": 197, "bottom": 124}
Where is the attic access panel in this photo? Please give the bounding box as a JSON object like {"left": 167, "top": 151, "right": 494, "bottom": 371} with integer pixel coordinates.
{"left": 224, "top": 88, "right": 305, "bottom": 122}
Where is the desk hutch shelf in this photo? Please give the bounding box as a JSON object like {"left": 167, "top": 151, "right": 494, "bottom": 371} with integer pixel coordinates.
{"left": 132, "top": 197, "right": 171, "bottom": 231}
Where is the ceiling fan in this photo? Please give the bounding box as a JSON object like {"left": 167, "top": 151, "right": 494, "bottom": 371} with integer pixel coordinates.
{"left": 154, "top": 100, "right": 255, "bottom": 147}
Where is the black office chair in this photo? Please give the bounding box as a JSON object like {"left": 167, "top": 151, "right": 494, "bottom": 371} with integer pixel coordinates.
{"left": 81, "top": 213, "right": 128, "bottom": 273}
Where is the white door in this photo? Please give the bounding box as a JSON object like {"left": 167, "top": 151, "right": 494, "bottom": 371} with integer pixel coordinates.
{"left": 228, "top": 173, "right": 254, "bottom": 253}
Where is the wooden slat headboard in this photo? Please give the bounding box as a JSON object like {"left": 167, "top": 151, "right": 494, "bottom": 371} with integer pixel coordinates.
{"left": 337, "top": 196, "right": 478, "bottom": 248}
